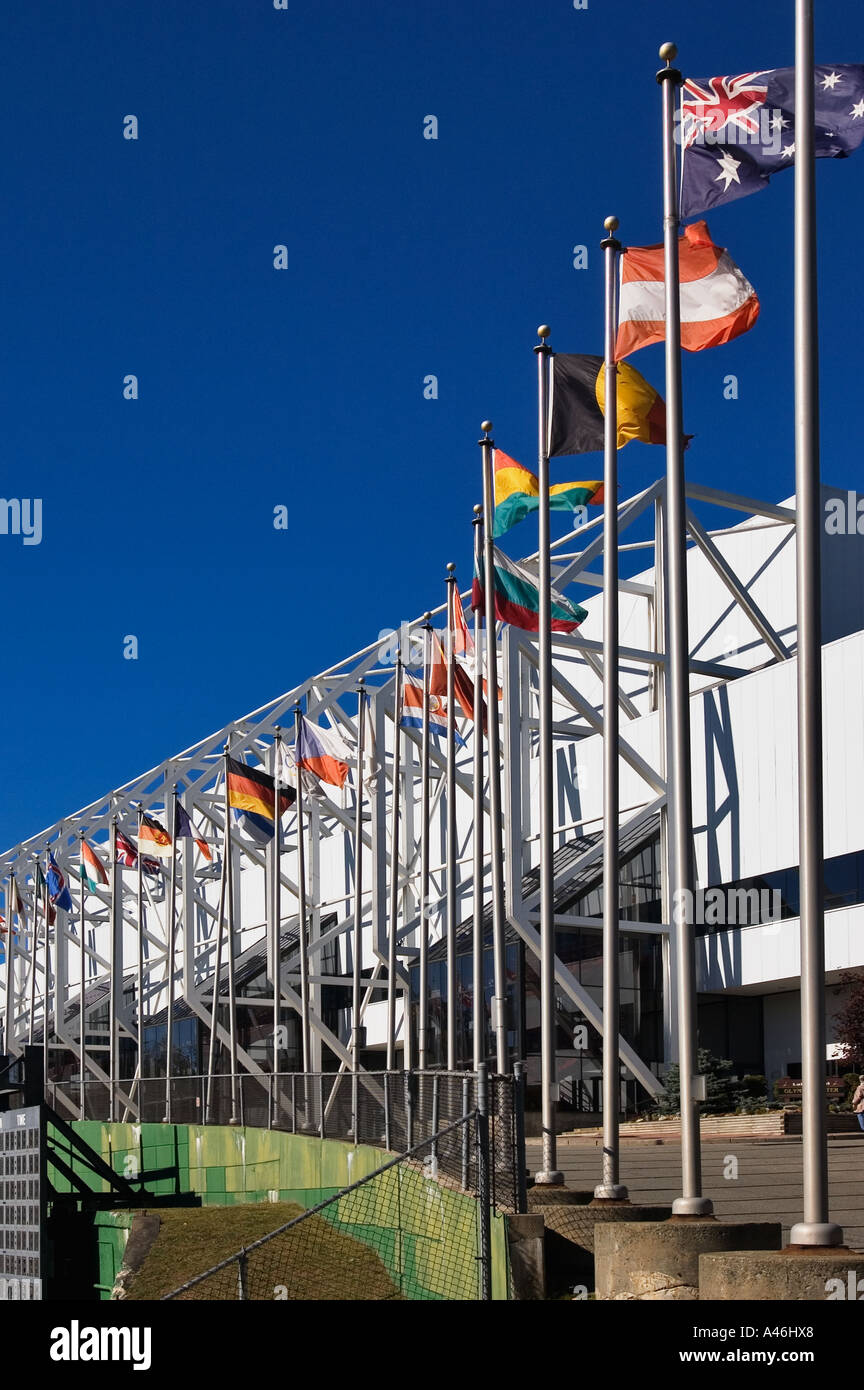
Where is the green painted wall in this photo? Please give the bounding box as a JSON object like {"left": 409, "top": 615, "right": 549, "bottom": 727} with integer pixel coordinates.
{"left": 50, "top": 1121, "right": 509, "bottom": 1300}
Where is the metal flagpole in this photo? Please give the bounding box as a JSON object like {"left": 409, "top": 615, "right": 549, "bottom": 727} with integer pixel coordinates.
{"left": 479, "top": 423, "right": 509, "bottom": 1078}
{"left": 224, "top": 743, "right": 240, "bottom": 1125}
{"left": 4, "top": 880, "right": 15, "bottom": 1057}
{"left": 531, "top": 338, "right": 563, "bottom": 1186}
{"left": 789, "top": 1, "right": 842, "bottom": 1248}
{"left": 471, "top": 505, "right": 486, "bottom": 1072}
{"left": 293, "top": 706, "right": 312, "bottom": 1078}
{"left": 136, "top": 810, "right": 144, "bottom": 1107}
{"left": 164, "top": 785, "right": 179, "bottom": 1123}
{"left": 352, "top": 680, "right": 367, "bottom": 1136}
{"left": 418, "top": 616, "right": 433, "bottom": 1071}
{"left": 205, "top": 813, "right": 228, "bottom": 1124}
{"left": 42, "top": 858, "right": 51, "bottom": 1093}
{"left": 445, "top": 565, "right": 459, "bottom": 1070}
{"left": 386, "top": 655, "right": 403, "bottom": 1071}
{"left": 28, "top": 872, "right": 38, "bottom": 1045}
{"left": 595, "top": 218, "right": 628, "bottom": 1202}
{"left": 78, "top": 837, "right": 87, "bottom": 1119}
{"left": 109, "top": 821, "right": 119, "bottom": 1122}
{"left": 657, "top": 43, "right": 711, "bottom": 1215}
{"left": 272, "top": 732, "right": 283, "bottom": 1082}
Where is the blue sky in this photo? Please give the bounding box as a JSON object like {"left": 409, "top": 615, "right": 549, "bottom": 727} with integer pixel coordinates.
{"left": 2, "top": 0, "right": 863, "bottom": 851}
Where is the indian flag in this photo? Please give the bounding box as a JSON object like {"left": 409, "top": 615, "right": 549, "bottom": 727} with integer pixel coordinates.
{"left": 472, "top": 544, "right": 587, "bottom": 634}
{"left": 493, "top": 450, "right": 602, "bottom": 538}
{"left": 80, "top": 838, "right": 109, "bottom": 891}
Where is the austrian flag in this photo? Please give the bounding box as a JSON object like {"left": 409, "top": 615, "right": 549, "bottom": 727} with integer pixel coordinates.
{"left": 615, "top": 221, "right": 759, "bottom": 359}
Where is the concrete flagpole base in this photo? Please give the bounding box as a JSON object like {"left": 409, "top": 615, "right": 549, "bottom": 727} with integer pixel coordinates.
{"left": 595, "top": 1219, "right": 783, "bottom": 1301}
{"left": 528, "top": 1191, "right": 672, "bottom": 1295}
{"left": 699, "top": 1247, "right": 864, "bottom": 1301}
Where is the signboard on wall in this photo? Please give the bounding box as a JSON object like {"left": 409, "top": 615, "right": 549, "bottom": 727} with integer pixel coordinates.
{"left": 0, "top": 1105, "right": 43, "bottom": 1299}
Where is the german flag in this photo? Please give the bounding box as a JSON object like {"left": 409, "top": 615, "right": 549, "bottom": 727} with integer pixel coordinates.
{"left": 139, "top": 812, "right": 172, "bottom": 859}
{"left": 226, "top": 755, "right": 295, "bottom": 840}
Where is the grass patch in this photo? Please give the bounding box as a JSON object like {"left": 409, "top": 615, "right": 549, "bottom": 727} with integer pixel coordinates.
{"left": 124, "top": 1203, "right": 404, "bottom": 1302}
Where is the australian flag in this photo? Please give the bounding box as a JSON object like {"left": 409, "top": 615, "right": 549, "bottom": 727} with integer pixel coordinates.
{"left": 680, "top": 65, "right": 864, "bottom": 217}
{"left": 47, "top": 853, "right": 74, "bottom": 912}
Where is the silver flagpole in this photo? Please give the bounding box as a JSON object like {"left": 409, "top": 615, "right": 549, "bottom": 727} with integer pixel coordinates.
{"left": 164, "top": 786, "right": 179, "bottom": 1124}
{"left": 418, "top": 617, "right": 432, "bottom": 1071}
{"left": 386, "top": 655, "right": 403, "bottom": 1071}
{"left": 479, "top": 423, "right": 509, "bottom": 1078}
{"left": 205, "top": 808, "right": 228, "bottom": 1124}
{"left": 595, "top": 218, "right": 628, "bottom": 1201}
{"left": 293, "top": 706, "right": 311, "bottom": 1078}
{"left": 445, "top": 565, "right": 459, "bottom": 1071}
{"left": 78, "top": 838, "right": 87, "bottom": 1119}
{"left": 42, "top": 859, "right": 51, "bottom": 1093}
{"left": 109, "top": 821, "right": 119, "bottom": 1121}
{"left": 471, "top": 505, "right": 486, "bottom": 1072}
{"left": 272, "top": 731, "right": 283, "bottom": 1082}
{"left": 789, "top": 2, "right": 842, "bottom": 1248}
{"left": 4, "top": 880, "right": 15, "bottom": 1058}
{"left": 224, "top": 744, "right": 240, "bottom": 1125}
{"left": 136, "top": 810, "right": 144, "bottom": 1108}
{"left": 352, "top": 680, "right": 367, "bottom": 1136}
{"left": 658, "top": 43, "right": 711, "bottom": 1215}
{"left": 532, "top": 336, "right": 563, "bottom": 1186}
{"left": 28, "top": 871, "right": 38, "bottom": 1045}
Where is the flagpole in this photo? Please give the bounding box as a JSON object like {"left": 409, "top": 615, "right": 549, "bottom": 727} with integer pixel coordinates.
{"left": 4, "top": 880, "right": 14, "bottom": 1057}
{"left": 272, "top": 730, "right": 283, "bottom": 1083}
{"left": 418, "top": 616, "right": 433, "bottom": 1071}
{"left": 595, "top": 217, "right": 628, "bottom": 1202}
{"left": 479, "top": 423, "right": 509, "bottom": 1079}
{"left": 205, "top": 804, "right": 228, "bottom": 1124}
{"left": 445, "top": 565, "right": 459, "bottom": 1070}
{"left": 471, "top": 506, "right": 486, "bottom": 1072}
{"left": 109, "top": 820, "right": 119, "bottom": 1122}
{"left": 164, "top": 785, "right": 179, "bottom": 1124}
{"left": 28, "top": 871, "right": 37, "bottom": 1046}
{"left": 528, "top": 339, "right": 563, "bottom": 1186}
{"left": 78, "top": 837, "right": 87, "bottom": 1119}
{"left": 352, "top": 680, "right": 367, "bottom": 1136}
{"left": 42, "top": 857, "right": 51, "bottom": 1093}
{"left": 294, "top": 706, "right": 312, "bottom": 1080}
{"left": 136, "top": 810, "right": 144, "bottom": 1109}
{"left": 789, "top": 2, "right": 842, "bottom": 1248}
{"left": 657, "top": 43, "right": 711, "bottom": 1216}
{"left": 224, "top": 743, "right": 240, "bottom": 1126}
{"left": 386, "top": 654, "right": 403, "bottom": 1071}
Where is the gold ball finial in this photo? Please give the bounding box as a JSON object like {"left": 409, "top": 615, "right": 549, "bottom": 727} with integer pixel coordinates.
{"left": 481, "top": 419, "right": 493, "bottom": 433}
{"left": 446, "top": 562, "right": 456, "bottom": 574}
{"left": 659, "top": 42, "right": 677, "bottom": 62}
{"left": 473, "top": 503, "right": 483, "bottom": 516}
{"left": 604, "top": 215, "right": 619, "bottom": 233}
{"left": 537, "top": 324, "right": 551, "bottom": 340}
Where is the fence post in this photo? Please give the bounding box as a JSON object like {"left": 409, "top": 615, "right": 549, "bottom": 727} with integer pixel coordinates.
{"left": 461, "top": 1074, "right": 470, "bottom": 1191}
{"left": 319, "top": 1073, "right": 325, "bottom": 1140}
{"left": 384, "top": 1072, "right": 391, "bottom": 1152}
{"left": 292, "top": 1073, "right": 297, "bottom": 1135}
{"left": 431, "top": 1072, "right": 440, "bottom": 1165}
{"left": 476, "top": 1062, "right": 492, "bottom": 1301}
{"left": 513, "top": 1061, "right": 528, "bottom": 1215}
{"left": 237, "top": 1250, "right": 248, "bottom": 1301}
{"left": 268, "top": 1072, "right": 273, "bottom": 1131}
{"left": 405, "top": 1069, "right": 415, "bottom": 1151}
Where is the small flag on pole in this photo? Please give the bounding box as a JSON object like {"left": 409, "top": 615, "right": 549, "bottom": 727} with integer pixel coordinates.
{"left": 472, "top": 544, "right": 587, "bottom": 634}
{"left": 548, "top": 355, "right": 673, "bottom": 457}
{"left": 116, "top": 829, "right": 161, "bottom": 876}
{"left": 226, "top": 755, "right": 295, "bottom": 839}
{"left": 138, "top": 812, "right": 173, "bottom": 860}
{"left": 36, "top": 865, "right": 56, "bottom": 926}
{"left": 174, "top": 802, "right": 213, "bottom": 862}
{"left": 615, "top": 221, "right": 760, "bottom": 358}
{"left": 296, "top": 720, "right": 351, "bottom": 788}
{"left": 80, "top": 839, "right": 109, "bottom": 891}
{"left": 401, "top": 670, "right": 465, "bottom": 744}
{"left": 47, "top": 853, "right": 74, "bottom": 913}
{"left": 493, "top": 450, "right": 603, "bottom": 536}
{"left": 680, "top": 65, "right": 864, "bottom": 217}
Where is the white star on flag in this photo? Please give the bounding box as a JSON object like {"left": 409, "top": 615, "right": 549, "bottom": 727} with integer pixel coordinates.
{"left": 821, "top": 72, "right": 841, "bottom": 90}
{"left": 781, "top": 142, "right": 796, "bottom": 159}
{"left": 770, "top": 113, "right": 787, "bottom": 131}
{"left": 852, "top": 100, "right": 864, "bottom": 119}
{"left": 714, "top": 151, "right": 741, "bottom": 190}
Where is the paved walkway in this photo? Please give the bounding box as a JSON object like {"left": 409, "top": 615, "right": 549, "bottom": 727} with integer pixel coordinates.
{"left": 525, "top": 1134, "right": 864, "bottom": 1248}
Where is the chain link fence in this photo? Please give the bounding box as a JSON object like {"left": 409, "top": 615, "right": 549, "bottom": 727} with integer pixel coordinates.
{"left": 160, "top": 1108, "right": 494, "bottom": 1302}
{"left": 50, "top": 1067, "right": 526, "bottom": 1213}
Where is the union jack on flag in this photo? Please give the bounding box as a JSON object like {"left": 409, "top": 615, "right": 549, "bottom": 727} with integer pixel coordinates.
{"left": 116, "top": 828, "right": 161, "bottom": 876}
{"left": 681, "top": 72, "right": 769, "bottom": 148}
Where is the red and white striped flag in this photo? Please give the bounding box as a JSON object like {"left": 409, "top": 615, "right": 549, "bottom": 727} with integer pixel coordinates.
{"left": 615, "top": 220, "right": 759, "bottom": 359}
